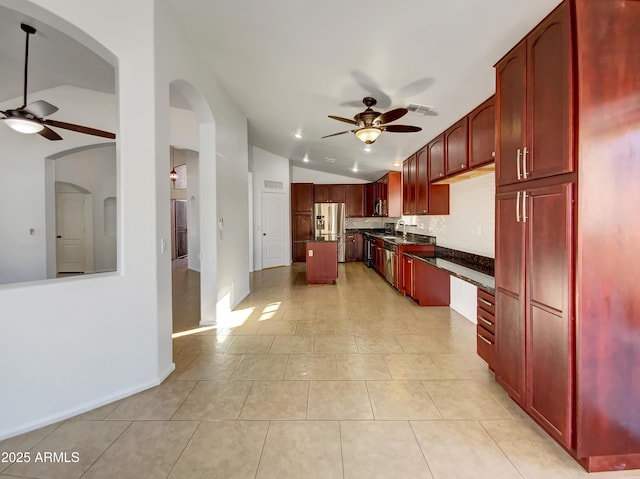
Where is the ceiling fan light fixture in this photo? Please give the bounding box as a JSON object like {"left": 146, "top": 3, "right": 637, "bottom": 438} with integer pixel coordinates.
{"left": 169, "top": 168, "right": 178, "bottom": 182}
{"left": 355, "top": 127, "right": 381, "bottom": 144}
{"left": 4, "top": 117, "right": 44, "bottom": 134}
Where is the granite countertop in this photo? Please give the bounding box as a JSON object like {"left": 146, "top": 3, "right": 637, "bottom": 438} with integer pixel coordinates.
{"left": 365, "top": 231, "right": 436, "bottom": 246}
{"left": 403, "top": 249, "right": 495, "bottom": 293}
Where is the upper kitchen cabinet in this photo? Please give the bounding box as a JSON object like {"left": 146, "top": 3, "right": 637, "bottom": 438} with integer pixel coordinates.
{"left": 445, "top": 117, "right": 469, "bottom": 177}
{"left": 428, "top": 134, "right": 445, "bottom": 182}
{"left": 496, "top": 2, "right": 573, "bottom": 187}
{"left": 345, "top": 184, "right": 365, "bottom": 217}
{"left": 469, "top": 96, "right": 496, "bottom": 169}
{"left": 313, "top": 184, "right": 345, "bottom": 203}
{"left": 402, "top": 154, "right": 416, "bottom": 215}
{"left": 415, "top": 147, "right": 429, "bottom": 215}
{"left": 291, "top": 183, "right": 313, "bottom": 213}
{"left": 385, "top": 171, "right": 402, "bottom": 217}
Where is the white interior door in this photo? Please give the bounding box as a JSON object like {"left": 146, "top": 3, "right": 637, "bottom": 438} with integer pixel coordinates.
{"left": 56, "top": 192, "right": 86, "bottom": 273}
{"left": 262, "top": 192, "right": 285, "bottom": 269}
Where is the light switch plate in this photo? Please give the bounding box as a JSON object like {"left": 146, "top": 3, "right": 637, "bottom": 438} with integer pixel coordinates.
{"left": 308, "top": 250, "right": 313, "bottom": 257}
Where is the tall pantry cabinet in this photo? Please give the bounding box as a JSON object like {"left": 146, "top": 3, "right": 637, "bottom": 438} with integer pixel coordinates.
{"left": 494, "top": 0, "right": 640, "bottom": 472}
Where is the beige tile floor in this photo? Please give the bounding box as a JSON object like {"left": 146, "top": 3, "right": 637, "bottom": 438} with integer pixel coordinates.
{"left": 2, "top": 262, "right": 640, "bottom": 478}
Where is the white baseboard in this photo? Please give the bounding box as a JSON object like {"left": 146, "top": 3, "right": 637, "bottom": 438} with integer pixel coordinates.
{"left": 0, "top": 372, "right": 171, "bottom": 441}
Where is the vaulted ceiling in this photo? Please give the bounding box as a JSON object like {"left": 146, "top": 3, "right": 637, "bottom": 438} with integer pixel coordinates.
{"left": 1, "top": 1, "right": 562, "bottom": 180}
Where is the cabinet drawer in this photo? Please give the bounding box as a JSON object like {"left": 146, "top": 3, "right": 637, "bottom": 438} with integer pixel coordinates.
{"left": 477, "top": 308, "right": 495, "bottom": 334}
{"left": 477, "top": 330, "right": 495, "bottom": 370}
{"left": 477, "top": 289, "right": 495, "bottom": 315}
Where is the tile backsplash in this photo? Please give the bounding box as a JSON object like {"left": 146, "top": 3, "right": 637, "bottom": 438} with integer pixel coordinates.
{"left": 346, "top": 217, "right": 400, "bottom": 229}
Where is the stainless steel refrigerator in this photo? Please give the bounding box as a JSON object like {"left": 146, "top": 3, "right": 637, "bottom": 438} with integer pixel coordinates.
{"left": 314, "top": 203, "right": 345, "bottom": 262}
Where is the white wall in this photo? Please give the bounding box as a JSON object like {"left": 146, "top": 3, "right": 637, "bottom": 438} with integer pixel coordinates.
{"left": 0, "top": 0, "right": 250, "bottom": 440}
{"left": 186, "top": 149, "right": 200, "bottom": 272}
{"left": 252, "top": 147, "right": 291, "bottom": 271}
{"left": 291, "top": 165, "right": 369, "bottom": 184}
{"left": 402, "top": 173, "right": 495, "bottom": 257}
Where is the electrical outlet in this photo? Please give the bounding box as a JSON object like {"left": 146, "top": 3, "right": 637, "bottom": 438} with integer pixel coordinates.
{"left": 308, "top": 250, "right": 313, "bottom": 257}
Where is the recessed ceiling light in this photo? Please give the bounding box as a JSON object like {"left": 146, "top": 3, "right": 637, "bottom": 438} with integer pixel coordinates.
{"left": 303, "top": 155, "right": 309, "bottom": 163}
{"left": 294, "top": 131, "right": 302, "bottom": 139}
{"left": 364, "top": 146, "right": 371, "bottom": 152}
{"left": 393, "top": 160, "right": 401, "bottom": 167}
{"left": 352, "top": 167, "right": 358, "bottom": 172}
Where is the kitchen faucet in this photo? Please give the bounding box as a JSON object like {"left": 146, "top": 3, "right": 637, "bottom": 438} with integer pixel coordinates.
{"left": 396, "top": 219, "right": 406, "bottom": 238}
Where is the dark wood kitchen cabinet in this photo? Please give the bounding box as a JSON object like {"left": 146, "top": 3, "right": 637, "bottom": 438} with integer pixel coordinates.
{"left": 345, "top": 233, "right": 363, "bottom": 262}
{"left": 476, "top": 289, "right": 496, "bottom": 371}
{"left": 345, "top": 184, "right": 365, "bottom": 217}
{"left": 445, "top": 117, "right": 469, "bottom": 177}
{"left": 495, "top": 182, "right": 574, "bottom": 447}
{"left": 428, "top": 134, "right": 445, "bottom": 182}
{"left": 411, "top": 259, "right": 450, "bottom": 307}
{"left": 496, "top": 2, "right": 573, "bottom": 187}
{"left": 314, "top": 184, "right": 345, "bottom": 203}
{"left": 291, "top": 183, "right": 313, "bottom": 213}
{"left": 402, "top": 154, "right": 416, "bottom": 215}
{"left": 291, "top": 183, "right": 314, "bottom": 262}
{"left": 469, "top": 96, "right": 496, "bottom": 168}
{"left": 494, "top": 1, "right": 640, "bottom": 472}
{"left": 402, "top": 148, "right": 450, "bottom": 216}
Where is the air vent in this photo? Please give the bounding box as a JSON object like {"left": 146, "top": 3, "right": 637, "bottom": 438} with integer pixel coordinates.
{"left": 407, "top": 103, "right": 436, "bottom": 116}
{"left": 324, "top": 157, "right": 337, "bottom": 164}
{"left": 264, "top": 180, "right": 283, "bottom": 190}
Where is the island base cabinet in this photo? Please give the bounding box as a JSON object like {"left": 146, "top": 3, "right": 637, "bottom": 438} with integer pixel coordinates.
{"left": 305, "top": 242, "right": 338, "bottom": 284}
{"left": 412, "top": 260, "right": 450, "bottom": 306}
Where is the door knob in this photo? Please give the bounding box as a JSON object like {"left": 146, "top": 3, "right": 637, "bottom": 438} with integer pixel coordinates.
{"left": 56, "top": 235, "right": 62, "bottom": 238}
{"left": 262, "top": 233, "right": 266, "bottom": 236}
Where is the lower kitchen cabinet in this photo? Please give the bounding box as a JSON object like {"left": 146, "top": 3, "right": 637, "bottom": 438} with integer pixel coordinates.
{"left": 400, "top": 254, "right": 450, "bottom": 306}
{"left": 495, "top": 181, "right": 574, "bottom": 448}
{"left": 345, "top": 233, "right": 363, "bottom": 262}
{"left": 476, "top": 289, "right": 496, "bottom": 371}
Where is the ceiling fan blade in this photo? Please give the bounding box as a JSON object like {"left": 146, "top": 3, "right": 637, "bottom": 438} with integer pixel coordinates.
{"left": 328, "top": 115, "right": 358, "bottom": 126}
{"left": 376, "top": 108, "right": 408, "bottom": 126}
{"left": 322, "top": 130, "right": 353, "bottom": 139}
{"left": 43, "top": 119, "right": 116, "bottom": 139}
{"left": 381, "top": 125, "right": 422, "bottom": 133}
{"left": 23, "top": 100, "right": 59, "bottom": 118}
{"left": 38, "top": 126, "right": 63, "bottom": 141}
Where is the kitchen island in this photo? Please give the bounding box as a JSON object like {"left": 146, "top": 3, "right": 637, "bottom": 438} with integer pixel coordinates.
{"left": 305, "top": 240, "right": 338, "bottom": 284}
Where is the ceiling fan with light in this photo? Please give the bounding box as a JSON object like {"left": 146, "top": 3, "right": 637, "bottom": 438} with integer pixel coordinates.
{"left": 0, "top": 23, "right": 116, "bottom": 141}
{"left": 322, "top": 97, "right": 421, "bottom": 144}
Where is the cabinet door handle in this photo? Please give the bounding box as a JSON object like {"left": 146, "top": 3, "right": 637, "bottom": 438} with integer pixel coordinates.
{"left": 522, "top": 191, "right": 528, "bottom": 223}
{"left": 516, "top": 148, "right": 522, "bottom": 180}
{"left": 478, "top": 298, "right": 493, "bottom": 307}
{"left": 477, "top": 334, "right": 493, "bottom": 345}
{"left": 516, "top": 191, "right": 521, "bottom": 223}
{"left": 523, "top": 147, "right": 529, "bottom": 179}
{"left": 478, "top": 316, "right": 493, "bottom": 328}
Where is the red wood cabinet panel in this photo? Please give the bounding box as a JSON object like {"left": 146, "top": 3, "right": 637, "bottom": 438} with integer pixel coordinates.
{"left": 386, "top": 171, "right": 402, "bottom": 217}
{"left": 364, "top": 182, "right": 376, "bottom": 217}
{"left": 574, "top": 0, "right": 640, "bottom": 467}
{"left": 412, "top": 260, "right": 450, "bottom": 306}
{"left": 313, "top": 184, "right": 328, "bottom": 203}
{"left": 445, "top": 117, "right": 469, "bottom": 176}
{"left": 292, "top": 213, "right": 313, "bottom": 262}
{"left": 328, "top": 184, "right": 345, "bottom": 203}
{"left": 415, "top": 147, "right": 429, "bottom": 215}
{"left": 495, "top": 190, "right": 526, "bottom": 405}
{"left": 496, "top": 41, "right": 526, "bottom": 187}
{"left": 291, "top": 183, "right": 313, "bottom": 213}
{"left": 345, "top": 184, "right": 364, "bottom": 217}
{"left": 526, "top": 2, "right": 573, "bottom": 181}
{"left": 469, "top": 96, "right": 496, "bottom": 168}
{"left": 525, "top": 182, "right": 574, "bottom": 448}
{"left": 428, "top": 134, "right": 445, "bottom": 182}
{"left": 306, "top": 242, "right": 337, "bottom": 284}
{"left": 403, "top": 156, "right": 416, "bottom": 215}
